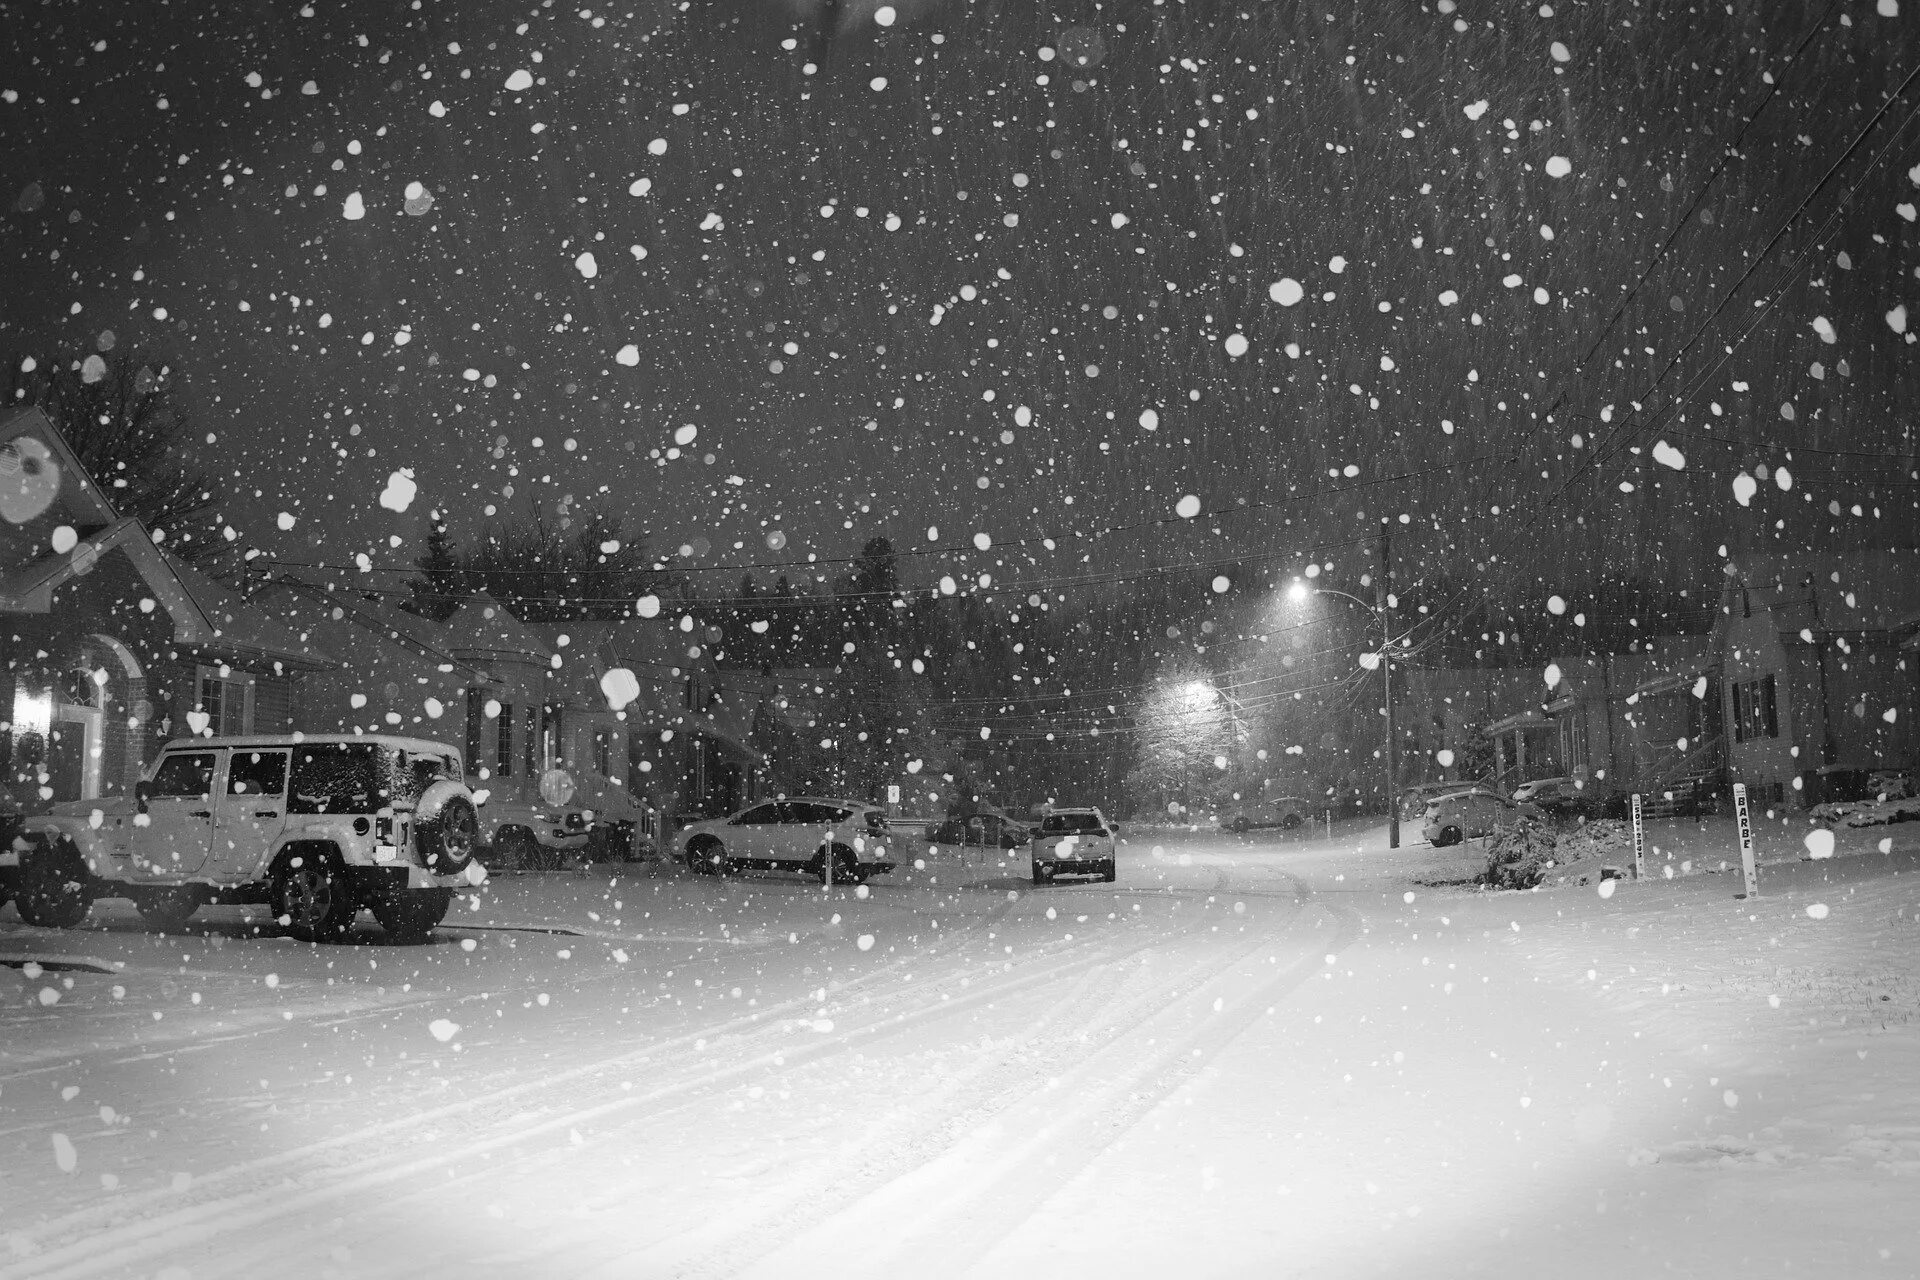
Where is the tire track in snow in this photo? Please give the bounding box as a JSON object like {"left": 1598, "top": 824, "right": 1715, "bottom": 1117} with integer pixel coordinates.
{"left": 731, "top": 897, "right": 1362, "bottom": 1280}
{"left": 0, "top": 891, "right": 1038, "bottom": 1277}
{"left": 633, "top": 904, "right": 1318, "bottom": 1279}
{"left": 88, "top": 883, "right": 1318, "bottom": 1280}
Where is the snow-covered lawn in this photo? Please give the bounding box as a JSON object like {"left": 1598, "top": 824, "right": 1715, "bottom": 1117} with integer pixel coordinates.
{"left": 2, "top": 816, "right": 1916, "bottom": 1278}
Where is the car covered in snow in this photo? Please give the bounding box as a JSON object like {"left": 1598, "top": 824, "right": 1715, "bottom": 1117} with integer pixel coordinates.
{"left": 1031, "top": 807, "right": 1119, "bottom": 884}
{"left": 1421, "top": 786, "right": 1539, "bottom": 847}
{"left": 1509, "top": 775, "right": 1624, "bottom": 819}
{"left": 9, "top": 734, "right": 486, "bottom": 943}
{"left": 678, "top": 797, "right": 895, "bottom": 884}
{"left": 1225, "top": 795, "right": 1310, "bottom": 833}
{"left": 476, "top": 794, "right": 592, "bottom": 870}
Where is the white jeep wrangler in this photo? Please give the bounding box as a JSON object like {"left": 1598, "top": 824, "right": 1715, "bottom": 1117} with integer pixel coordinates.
{"left": 12, "top": 733, "right": 486, "bottom": 944}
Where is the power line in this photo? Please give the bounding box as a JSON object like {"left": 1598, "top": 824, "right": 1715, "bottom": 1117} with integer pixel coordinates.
{"left": 1406, "top": 54, "right": 1920, "bottom": 658}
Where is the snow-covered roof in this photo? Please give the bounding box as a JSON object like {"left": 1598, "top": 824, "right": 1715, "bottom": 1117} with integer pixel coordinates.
{"left": 441, "top": 593, "right": 555, "bottom": 664}
{"left": 249, "top": 575, "right": 488, "bottom": 682}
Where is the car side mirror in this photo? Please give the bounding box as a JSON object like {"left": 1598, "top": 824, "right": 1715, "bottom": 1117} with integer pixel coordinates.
{"left": 1109, "top": 824, "right": 1122, "bottom": 837}
{"left": 135, "top": 781, "right": 152, "bottom": 813}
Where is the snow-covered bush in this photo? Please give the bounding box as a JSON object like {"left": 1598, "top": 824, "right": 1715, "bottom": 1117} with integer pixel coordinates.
{"left": 1555, "top": 818, "right": 1632, "bottom": 865}
{"left": 1483, "top": 816, "right": 1558, "bottom": 891}
{"left": 1809, "top": 796, "right": 1920, "bottom": 828}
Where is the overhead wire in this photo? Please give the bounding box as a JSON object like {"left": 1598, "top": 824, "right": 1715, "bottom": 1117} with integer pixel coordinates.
{"left": 1403, "top": 51, "right": 1920, "bottom": 658}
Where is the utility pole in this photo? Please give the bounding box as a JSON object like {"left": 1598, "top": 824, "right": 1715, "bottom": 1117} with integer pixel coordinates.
{"left": 1378, "top": 524, "right": 1399, "bottom": 850}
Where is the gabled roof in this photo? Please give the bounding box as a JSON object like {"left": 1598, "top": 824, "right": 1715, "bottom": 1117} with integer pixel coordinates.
{"left": 0, "top": 405, "right": 119, "bottom": 530}
{"left": 0, "top": 409, "right": 335, "bottom": 670}
{"left": 0, "top": 516, "right": 336, "bottom": 669}
{"left": 249, "top": 573, "right": 489, "bottom": 681}
{"left": 163, "top": 554, "right": 340, "bottom": 669}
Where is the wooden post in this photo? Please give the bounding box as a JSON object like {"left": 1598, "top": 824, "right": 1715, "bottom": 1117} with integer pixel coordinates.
{"left": 1630, "top": 793, "right": 1645, "bottom": 881}
{"left": 1733, "top": 782, "right": 1759, "bottom": 898}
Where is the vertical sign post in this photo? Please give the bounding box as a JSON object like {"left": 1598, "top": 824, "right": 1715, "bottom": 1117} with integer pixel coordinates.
{"left": 1733, "top": 782, "right": 1759, "bottom": 898}
{"left": 1630, "top": 793, "right": 1645, "bottom": 881}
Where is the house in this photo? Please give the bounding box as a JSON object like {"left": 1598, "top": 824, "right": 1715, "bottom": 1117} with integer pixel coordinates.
{"left": 0, "top": 406, "right": 336, "bottom": 812}
{"left": 1401, "top": 639, "right": 1719, "bottom": 798}
{"left": 1403, "top": 549, "right": 1920, "bottom": 812}
{"left": 245, "top": 571, "right": 490, "bottom": 741}
{"left": 250, "top": 575, "right": 658, "bottom": 841}
{"left": 546, "top": 618, "right": 763, "bottom": 829}
{"left": 1527, "top": 640, "right": 1720, "bottom": 798}
{"left": 1717, "top": 551, "right": 1920, "bottom": 806}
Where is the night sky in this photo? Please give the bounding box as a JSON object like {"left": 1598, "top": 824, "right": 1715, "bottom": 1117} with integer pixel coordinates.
{"left": 2, "top": 0, "right": 1915, "bottom": 614}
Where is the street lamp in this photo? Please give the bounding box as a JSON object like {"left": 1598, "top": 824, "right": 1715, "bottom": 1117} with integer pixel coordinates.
{"left": 1286, "top": 575, "right": 1403, "bottom": 849}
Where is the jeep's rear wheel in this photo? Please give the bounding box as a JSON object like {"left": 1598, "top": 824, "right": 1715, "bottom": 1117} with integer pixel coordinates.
{"left": 417, "top": 796, "right": 479, "bottom": 876}
{"left": 134, "top": 886, "right": 201, "bottom": 932}
{"left": 271, "top": 847, "right": 357, "bottom": 943}
{"left": 370, "top": 888, "right": 452, "bottom": 944}
{"left": 16, "top": 840, "right": 91, "bottom": 929}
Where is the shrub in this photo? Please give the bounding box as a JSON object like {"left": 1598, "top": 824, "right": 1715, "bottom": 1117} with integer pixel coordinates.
{"left": 1484, "top": 815, "right": 1558, "bottom": 890}
{"left": 1555, "top": 818, "right": 1632, "bottom": 866}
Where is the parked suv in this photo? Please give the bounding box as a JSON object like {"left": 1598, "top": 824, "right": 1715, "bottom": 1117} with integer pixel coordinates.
{"left": 11, "top": 734, "right": 487, "bottom": 943}
{"left": 1031, "top": 807, "right": 1118, "bottom": 884}
{"left": 1226, "top": 796, "right": 1309, "bottom": 833}
{"left": 678, "top": 798, "right": 896, "bottom": 884}
{"left": 1422, "top": 786, "right": 1538, "bottom": 846}
{"left": 476, "top": 796, "right": 592, "bottom": 869}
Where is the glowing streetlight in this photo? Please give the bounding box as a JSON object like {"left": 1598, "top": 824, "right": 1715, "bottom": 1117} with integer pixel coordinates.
{"left": 1285, "top": 568, "right": 1403, "bottom": 849}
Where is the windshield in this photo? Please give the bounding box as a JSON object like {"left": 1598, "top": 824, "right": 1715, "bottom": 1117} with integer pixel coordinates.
{"left": 1042, "top": 813, "right": 1104, "bottom": 834}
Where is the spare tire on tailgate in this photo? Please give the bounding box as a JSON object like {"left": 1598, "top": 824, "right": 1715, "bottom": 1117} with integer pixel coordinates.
{"left": 414, "top": 780, "right": 480, "bottom": 875}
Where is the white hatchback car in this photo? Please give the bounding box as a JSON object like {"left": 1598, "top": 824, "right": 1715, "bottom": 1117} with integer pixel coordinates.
{"left": 1422, "top": 787, "right": 1537, "bottom": 847}
{"left": 677, "top": 798, "right": 895, "bottom": 884}
{"left": 1031, "top": 808, "right": 1118, "bottom": 884}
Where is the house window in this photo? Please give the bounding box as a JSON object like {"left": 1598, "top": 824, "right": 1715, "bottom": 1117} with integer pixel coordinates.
{"left": 195, "top": 666, "right": 254, "bottom": 736}
{"left": 1732, "top": 675, "right": 1778, "bottom": 742}
{"left": 465, "top": 689, "right": 484, "bottom": 777}
{"left": 543, "top": 705, "right": 564, "bottom": 770}
{"left": 684, "top": 674, "right": 711, "bottom": 712}
{"left": 496, "top": 702, "right": 513, "bottom": 777}
{"left": 594, "top": 729, "right": 613, "bottom": 779}
{"left": 524, "top": 705, "right": 537, "bottom": 777}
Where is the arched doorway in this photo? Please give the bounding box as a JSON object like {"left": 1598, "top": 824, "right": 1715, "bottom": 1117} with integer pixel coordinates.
{"left": 9, "top": 635, "right": 143, "bottom": 808}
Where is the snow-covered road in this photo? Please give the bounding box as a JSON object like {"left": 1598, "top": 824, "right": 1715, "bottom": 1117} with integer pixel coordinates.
{"left": 4, "top": 817, "right": 1918, "bottom": 1279}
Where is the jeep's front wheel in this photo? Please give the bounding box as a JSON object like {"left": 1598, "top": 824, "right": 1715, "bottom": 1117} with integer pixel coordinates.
{"left": 271, "top": 847, "right": 357, "bottom": 943}
{"left": 370, "top": 888, "right": 452, "bottom": 944}
{"left": 16, "top": 840, "right": 91, "bottom": 929}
